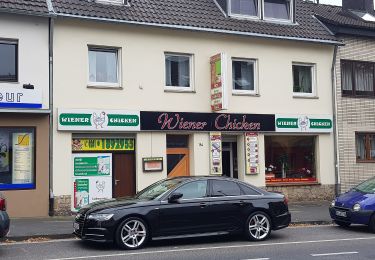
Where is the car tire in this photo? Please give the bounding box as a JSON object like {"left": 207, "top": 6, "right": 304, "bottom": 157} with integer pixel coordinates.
{"left": 369, "top": 214, "right": 375, "bottom": 233}
{"left": 115, "top": 217, "right": 149, "bottom": 250}
{"left": 245, "top": 211, "right": 272, "bottom": 241}
{"left": 334, "top": 220, "right": 351, "bottom": 228}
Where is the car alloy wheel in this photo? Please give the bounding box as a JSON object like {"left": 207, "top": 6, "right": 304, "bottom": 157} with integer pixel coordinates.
{"left": 246, "top": 212, "right": 271, "bottom": 241}
{"left": 116, "top": 217, "right": 148, "bottom": 250}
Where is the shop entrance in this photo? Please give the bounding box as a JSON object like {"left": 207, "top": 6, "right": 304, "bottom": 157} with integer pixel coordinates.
{"left": 222, "top": 141, "right": 238, "bottom": 179}
{"left": 113, "top": 153, "right": 136, "bottom": 197}
{"left": 166, "top": 135, "right": 190, "bottom": 177}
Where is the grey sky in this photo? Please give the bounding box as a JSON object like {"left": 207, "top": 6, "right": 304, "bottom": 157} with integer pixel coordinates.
{"left": 319, "top": 0, "right": 375, "bottom": 6}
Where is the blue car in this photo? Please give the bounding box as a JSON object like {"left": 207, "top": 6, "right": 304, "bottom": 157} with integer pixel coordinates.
{"left": 330, "top": 177, "right": 375, "bottom": 232}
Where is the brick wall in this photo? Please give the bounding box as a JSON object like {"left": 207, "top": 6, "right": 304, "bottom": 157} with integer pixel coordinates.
{"left": 335, "top": 36, "right": 375, "bottom": 193}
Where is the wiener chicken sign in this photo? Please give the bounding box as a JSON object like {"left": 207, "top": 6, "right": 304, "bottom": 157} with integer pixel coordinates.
{"left": 58, "top": 109, "right": 140, "bottom": 131}
{"left": 210, "top": 53, "right": 228, "bottom": 111}
{"left": 140, "top": 112, "right": 275, "bottom": 132}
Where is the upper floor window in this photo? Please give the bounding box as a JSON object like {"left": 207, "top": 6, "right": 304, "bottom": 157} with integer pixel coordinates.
{"left": 293, "top": 63, "right": 316, "bottom": 97}
{"left": 356, "top": 133, "right": 375, "bottom": 162}
{"left": 232, "top": 58, "right": 257, "bottom": 94}
{"left": 264, "top": 0, "right": 291, "bottom": 21}
{"left": 0, "top": 41, "right": 18, "bottom": 82}
{"left": 88, "top": 46, "right": 120, "bottom": 88}
{"left": 341, "top": 60, "right": 375, "bottom": 97}
{"left": 165, "top": 53, "right": 193, "bottom": 92}
{"left": 230, "top": 0, "right": 259, "bottom": 17}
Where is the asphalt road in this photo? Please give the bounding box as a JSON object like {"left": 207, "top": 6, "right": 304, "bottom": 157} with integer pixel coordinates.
{"left": 1, "top": 225, "right": 375, "bottom": 260}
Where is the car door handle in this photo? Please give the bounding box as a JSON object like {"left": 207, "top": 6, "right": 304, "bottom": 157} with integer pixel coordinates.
{"left": 234, "top": 200, "right": 245, "bottom": 206}
{"left": 200, "top": 202, "right": 208, "bottom": 208}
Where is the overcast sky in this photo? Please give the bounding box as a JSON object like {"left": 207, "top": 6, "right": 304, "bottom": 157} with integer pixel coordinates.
{"left": 319, "top": 0, "right": 375, "bottom": 6}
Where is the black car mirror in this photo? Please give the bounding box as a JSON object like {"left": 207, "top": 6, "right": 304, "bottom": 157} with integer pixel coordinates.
{"left": 168, "top": 192, "right": 183, "bottom": 203}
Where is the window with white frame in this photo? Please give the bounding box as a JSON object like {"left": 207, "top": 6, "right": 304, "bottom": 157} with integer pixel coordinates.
{"left": 230, "top": 0, "right": 259, "bottom": 17}
{"left": 0, "top": 40, "right": 18, "bottom": 82}
{"left": 293, "top": 63, "right": 316, "bottom": 96}
{"left": 232, "top": 58, "right": 256, "bottom": 94}
{"left": 88, "top": 47, "right": 120, "bottom": 87}
{"left": 264, "top": 0, "right": 292, "bottom": 21}
{"left": 165, "top": 53, "right": 193, "bottom": 91}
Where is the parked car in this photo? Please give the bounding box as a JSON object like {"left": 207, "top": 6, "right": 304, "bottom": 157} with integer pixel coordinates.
{"left": 0, "top": 192, "right": 10, "bottom": 238}
{"left": 330, "top": 177, "right": 375, "bottom": 232}
{"left": 74, "top": 176, "right": 291, "bottom": 250}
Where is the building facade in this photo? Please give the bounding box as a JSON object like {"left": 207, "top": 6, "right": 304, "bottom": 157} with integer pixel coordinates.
{"left": 313, "top": 0, "right": 375, "bottom": 193}
{"left": 50, "top": 0, "right": 339, "bottom": 215}
{"left": 0, "top": 2, "right": 50, "bottom": 217}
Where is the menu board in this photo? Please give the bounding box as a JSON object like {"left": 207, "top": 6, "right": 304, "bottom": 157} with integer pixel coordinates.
{"left": 12, "top": 133, "right": 33, "bottom": 184}
{"left": 245, "top": 133, "right": 259, "bottom": 175}
{"left": 210, "top": 132, "right": 222, "bottom": 175}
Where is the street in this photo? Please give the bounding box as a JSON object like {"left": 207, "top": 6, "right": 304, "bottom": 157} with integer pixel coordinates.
{"left": 1, "top": 225, "right": 374, "bottom": 260}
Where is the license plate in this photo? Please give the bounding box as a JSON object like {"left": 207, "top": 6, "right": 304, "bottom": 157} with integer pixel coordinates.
{"left": 336, "top": 210, "right": 347, "bottom": 217}
{"left": 73, "top": 222, "right": 80, "bottom": 231}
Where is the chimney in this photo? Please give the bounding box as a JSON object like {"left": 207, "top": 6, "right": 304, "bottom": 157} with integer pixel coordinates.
{"left": 342, "top": 0, "right": 374, "bottom": 12}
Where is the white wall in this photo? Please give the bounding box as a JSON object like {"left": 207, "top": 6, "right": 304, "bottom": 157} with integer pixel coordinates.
{"left": 0, "top": 14, "right": 49, "bottom": 109}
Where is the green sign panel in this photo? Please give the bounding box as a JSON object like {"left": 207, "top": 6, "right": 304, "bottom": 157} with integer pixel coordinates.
{"left": 310, "top": 119, "right": 332, "bottom": 129}
{"left": 60, "top": 113, "right": 91, "bottom": 126}
{"left": 107, "top": 114, "right": 139, "bottom": 127}
{"left": 74, "top": 156, "right": 111, "bottom": 176}
{"left": 276, "top": 118, "right": 299, "bottom": 128}
{"left": 275, "top": 115, "right": 333, "bottom": 133}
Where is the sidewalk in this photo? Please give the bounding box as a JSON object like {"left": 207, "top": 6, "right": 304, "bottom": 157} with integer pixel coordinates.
{"left": 3, "top": 201, "right": 332, "bottom": 241}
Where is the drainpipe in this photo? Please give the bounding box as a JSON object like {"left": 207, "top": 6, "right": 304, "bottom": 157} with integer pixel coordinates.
{"left": 331, "top": 45, "right": 339, "bottom": 197}
{"left": 48, "top": 16, "right": 55, "bottom": 216}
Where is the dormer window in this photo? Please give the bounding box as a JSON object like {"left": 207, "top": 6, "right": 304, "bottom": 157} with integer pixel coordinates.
{"left": 264, "top": 0, "right": 291, "bottom": 21}
{"left": 230, "top": 0, "right": 259, "bottom": 17}
{"left": 227, "top": 0, "right": 293, "bottom": 22}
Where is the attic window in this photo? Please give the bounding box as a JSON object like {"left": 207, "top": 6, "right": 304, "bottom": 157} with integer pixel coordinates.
{"left": 264, "top": 0, "right": 291, "bottom": 21}
{"left": 95, "top": 0, "right": 126, "bottom": 5}
{"left": 230, "top": 0, "right": 259, "bottom": 17}
{"left": 351, "top": 10, "right": 375, "bottom": 22}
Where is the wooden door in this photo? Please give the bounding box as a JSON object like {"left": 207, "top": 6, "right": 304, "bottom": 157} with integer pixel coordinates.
{"left": 113, "top": 153, "right": 136, "bottom": 198}
{"left": 167, "top": 148, "right": 190, "bottom": 177}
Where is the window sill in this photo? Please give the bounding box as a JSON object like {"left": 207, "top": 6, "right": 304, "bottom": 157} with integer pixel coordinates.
{"left": 164, "top": 88, "right": 195, "bottom": 93}
{"left": 266, "top": 182, "right": 320, "bottom": 187}
{"left": 293, "top": 94, "right": 318, "bottom": 99}
{"left": 87, "top": 85, "right": 123, "bottom": 90}
{"left": 232, "top": 92, "right": 259, "bottom": 97}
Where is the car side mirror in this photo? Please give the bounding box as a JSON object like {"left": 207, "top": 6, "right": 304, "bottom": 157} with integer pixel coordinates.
{"left": 168, "top": 192, "right": 183, "bottom": 203}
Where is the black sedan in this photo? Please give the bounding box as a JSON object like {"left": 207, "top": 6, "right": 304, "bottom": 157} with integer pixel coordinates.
{"left": 74, "top": 176, "right": 291, "bottom": 250}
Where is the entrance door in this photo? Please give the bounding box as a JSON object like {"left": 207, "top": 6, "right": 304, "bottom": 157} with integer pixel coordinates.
{"left": 113, "top": 153, "right": 136, "bottom": 197}
{"left": 166, "top": 135, "right": 190, "bottom": 177}
{"left": 222, "top": 142, "right": 238, "bottom": 178}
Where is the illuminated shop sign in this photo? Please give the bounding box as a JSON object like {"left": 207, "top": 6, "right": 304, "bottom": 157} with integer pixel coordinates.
{"left": 275, "top": 115, "right": 333, "bottom": 133}
{"left": 140, "top": 112, "right": 275, "bottom": 132}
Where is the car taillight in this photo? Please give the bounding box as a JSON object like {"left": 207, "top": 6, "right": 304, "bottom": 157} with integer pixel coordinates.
{"left": 283, "top": 196, "right": 288, "bottom": 206}
{"left": 0, "top": 198, "right": 6, "bottom": 211}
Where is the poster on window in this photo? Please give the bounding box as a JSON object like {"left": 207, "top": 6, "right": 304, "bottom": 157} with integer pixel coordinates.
{"left": 210, "top": 132, "right": 222, "bottom": 175}
{"left": 12, "top": 133, "right": 33, "bottom": 184}
{"left": 72, "top": 153, "right": 113, "bottom": 211}
{"left": 210, "top": 53, "right": 228, "bottom": 112}
{"left": 245, "top": 133, "right": 259, "bottom": 175}
{"left": 0, "top": 132, "right": 9, "bottom": 173}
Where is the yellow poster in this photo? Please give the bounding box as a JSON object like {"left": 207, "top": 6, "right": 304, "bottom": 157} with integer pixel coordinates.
{"left": 72, "top": 138, "right": 135, "bottom": 151}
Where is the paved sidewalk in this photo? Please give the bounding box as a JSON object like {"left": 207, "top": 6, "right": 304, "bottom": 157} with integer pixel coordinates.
{"left": 3, "top": 201, "right": 332, "bottom": 241}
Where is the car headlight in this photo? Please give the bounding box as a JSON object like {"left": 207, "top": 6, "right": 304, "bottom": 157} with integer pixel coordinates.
{"left": 331, "top": 200, "right": 335, "bottom": 207}
{"left": 353, "top": 203, "right": 361, "bottom": 212}
{"left": 87, "top": 213, "right": 114, "bottom": 221}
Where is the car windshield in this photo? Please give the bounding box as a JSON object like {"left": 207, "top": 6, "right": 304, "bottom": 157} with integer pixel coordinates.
{"left": 353, "top": 177, "right": 375, "bottom": 194}
{"left": 135, "top": 178, "right": 185, "bottom": 200}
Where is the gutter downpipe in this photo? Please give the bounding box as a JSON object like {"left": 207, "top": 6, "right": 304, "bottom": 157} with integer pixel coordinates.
{"left": 48, "top": 16, "right": 55, "bottom": 216}
{"left": 331, "top": 44, "right": 340, "bottom": 197}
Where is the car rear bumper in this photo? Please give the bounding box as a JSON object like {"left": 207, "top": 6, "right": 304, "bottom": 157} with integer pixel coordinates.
{"left": 329, "top": 207, "right": 373, "bottom": 225}
{"left": 273, "top": 212, "right": 291, "bottom": 230}
{"left": 0, "top": 211, "right": 10, "bottom": 238}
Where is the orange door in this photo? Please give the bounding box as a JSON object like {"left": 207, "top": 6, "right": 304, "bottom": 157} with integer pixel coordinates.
{"left": 167, "top": 148, "right": 190, "bottom": 177}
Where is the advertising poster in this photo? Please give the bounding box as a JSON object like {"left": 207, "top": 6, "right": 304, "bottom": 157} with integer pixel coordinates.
{"left": 210, "top": 132, "right": 222, "bottom": 175}
{"left": 12, "top": 133, "right": 33, "bottom": 184}
{"left": 210, "top": 53, "right": 227, "bottom": 112}
{"left": 245, "top": 133, "right": 259, "bottom": 175}
{"left": 72, "top": 138, "right": 135, "bottom": 151}
{"left": 0, "top": 132, "right": 9, "bottom": 173}
{"left": 72, "top": 153, "right": 113, "bottom": 211}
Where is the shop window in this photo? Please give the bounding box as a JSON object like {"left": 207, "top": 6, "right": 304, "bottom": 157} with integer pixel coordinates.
{"left": 0, "top": 128, "right": 35, "bottom": 190}
{"left": 265, "top": 136, "right": 316, "bottom": 184}
{"left": 356, "top": 133, "right": 375, "bottom": 162}
{"left": 293, "top": 63, "right": 316, "bottom": 97}
{"left": 341, "top": 60, "right": 375, "bottom": 97}
{"left": 232, "top": 58, "right": 257, "bottom": 94}
{"left": 173, "top": 180, "right": 208, "bottom": 200}
{"left": 264, "top": 0, "right": 292, "bottom": 21}
{"left": 167, "top": 135, "right": 189, "bottom": 148}
{"left": 88, "top": 46, "right": 120, "bottom": 87}
{"left": 230, "top": 0, "right": 259, "bottom": 17}
{"left": 211, "top": 180, "right": 241, "bottom": 196}
{"left": 0, "top": 41, "right": 18, "bottom": 82}
{"left": 165, "top": 53, "right": 193, "bottom": 91}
